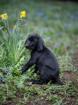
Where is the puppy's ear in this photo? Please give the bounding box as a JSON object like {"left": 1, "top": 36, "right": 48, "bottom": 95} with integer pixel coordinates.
{"left": 37, "top": 37, "right": 44, "bottom": 51}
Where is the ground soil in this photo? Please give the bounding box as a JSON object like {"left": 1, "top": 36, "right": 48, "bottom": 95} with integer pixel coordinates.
{"left": 2, "top": 70, "right": 78, "bottom": 105}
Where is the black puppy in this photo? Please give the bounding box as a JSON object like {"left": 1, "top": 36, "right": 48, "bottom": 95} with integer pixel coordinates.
{"left": 21, "top": 33, "right": 62, "bottom": 84}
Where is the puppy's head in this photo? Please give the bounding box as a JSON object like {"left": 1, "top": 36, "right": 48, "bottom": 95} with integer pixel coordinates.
{"left": 25, "top": 33, "right": 44, "bottom": 51}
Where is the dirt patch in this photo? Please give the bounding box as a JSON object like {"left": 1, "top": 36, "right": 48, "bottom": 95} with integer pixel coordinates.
{"left": 26, "top": 99, "right": 51, "bottom": 105}
{"left": 2, "top": 99, "right": 52, "bottom": 105}
{"left": 63, "top": 97, "right": 77, "bottom": 105}
{"left": 2, "top": 101, "right": 16, "bottom": 105}
{"left": 26, "top": 101, "right": 51, "bottom": 105}
{"left": 63, "top": 71, "right": 78, "bottom": 82}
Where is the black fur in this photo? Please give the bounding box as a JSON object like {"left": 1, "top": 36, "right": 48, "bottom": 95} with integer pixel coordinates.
{"left": 21, "top": 33, "right": 62, "bottom": 84}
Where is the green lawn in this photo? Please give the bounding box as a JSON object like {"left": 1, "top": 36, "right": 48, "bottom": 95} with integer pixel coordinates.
{"left": 0, "top": 1, "right": 78, "bottom": 105}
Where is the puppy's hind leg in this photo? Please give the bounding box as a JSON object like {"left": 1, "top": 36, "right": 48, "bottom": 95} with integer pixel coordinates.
{"left": 31, "top": 79, "right": 49, "bottom": 85}
{"left": 54, "top": 77, "right": 64, "bottom": 85}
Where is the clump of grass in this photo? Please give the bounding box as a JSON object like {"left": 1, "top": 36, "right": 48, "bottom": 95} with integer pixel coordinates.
{"left": 58, "top": 53, "right": 77, "bottom": 72}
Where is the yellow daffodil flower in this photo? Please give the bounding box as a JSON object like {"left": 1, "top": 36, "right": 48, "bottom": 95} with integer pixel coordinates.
{"left": 0, "top": 13, "right": 8, "bottom": 20}
{"left": 20, "top": 10, "right": 27, "bottom": 18}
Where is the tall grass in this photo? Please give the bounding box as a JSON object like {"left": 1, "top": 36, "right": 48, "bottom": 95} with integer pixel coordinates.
{"left": 0, "top": 20, "right": 27, "bottom": 72}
